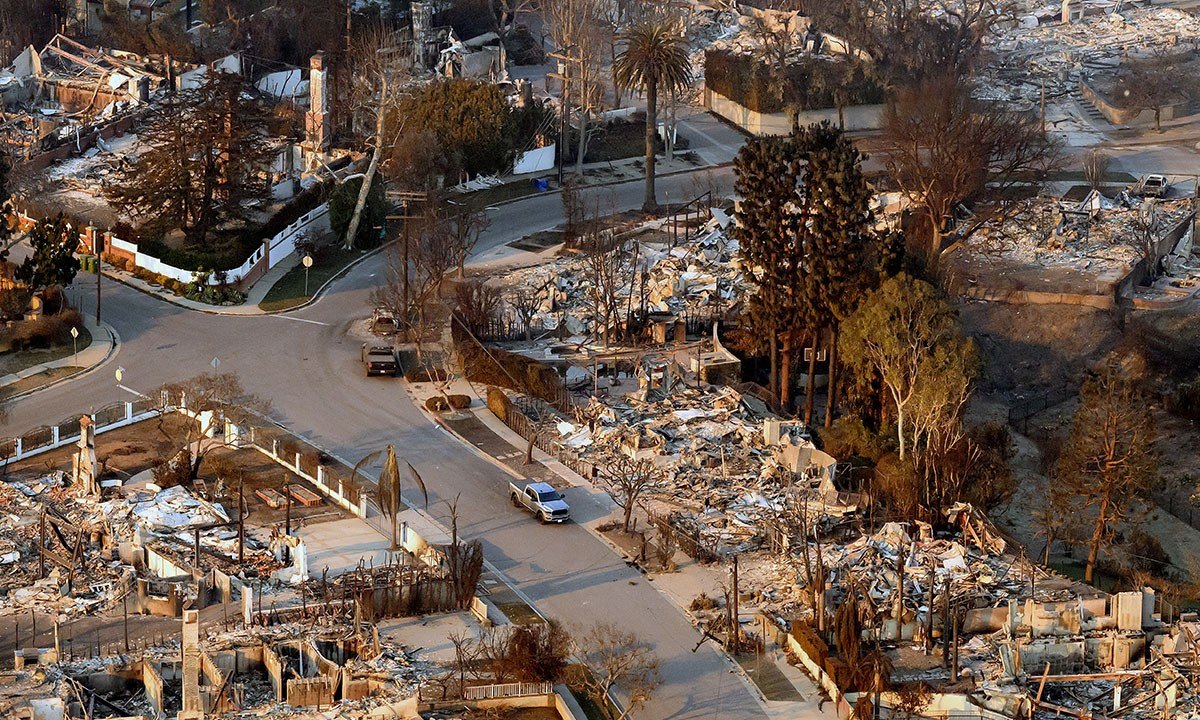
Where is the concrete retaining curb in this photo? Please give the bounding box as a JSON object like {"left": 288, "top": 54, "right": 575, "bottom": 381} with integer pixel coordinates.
{"left": 0, "top": 321, "right": 120, "bottom": 402}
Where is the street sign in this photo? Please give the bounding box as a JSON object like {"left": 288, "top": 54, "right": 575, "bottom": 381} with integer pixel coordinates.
{"left": 70, "top": 326, "right": 78, "bottom": 339}
{"left": 115, "top": 367, "right": 124, "bottom": 382}
{"left": 211, "top": 357, "right": 220, "bottom": 369}
{"left": 302, "top": 255, "right": 313, "bottom": 268}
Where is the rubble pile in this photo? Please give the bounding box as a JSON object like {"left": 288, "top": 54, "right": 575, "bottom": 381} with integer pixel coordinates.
{"left": 0, "top": 470, "right": 279, "bottom": 618}
{"left": 968, "top": 194, "right": 1193, "bottom": 271}
{"left": 983, "top": 6, "right": 1200, "bottom": 107}
{"left": 549, "top": 376, "right": 842, "bottom": 556}
{"left": 497, "top": 214, "right": 744, "bottom": 338}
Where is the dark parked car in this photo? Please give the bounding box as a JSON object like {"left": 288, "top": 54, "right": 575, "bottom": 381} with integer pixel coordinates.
{"left": 361, "top": 344, "right": 398, "bottom": 376}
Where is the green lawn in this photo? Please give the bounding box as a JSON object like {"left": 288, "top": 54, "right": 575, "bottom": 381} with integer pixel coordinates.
{"left": 258, "top": 246, "right": 366, "bottom": 312}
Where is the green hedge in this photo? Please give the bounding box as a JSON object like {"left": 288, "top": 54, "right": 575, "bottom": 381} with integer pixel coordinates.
{"left": 704, "top": 49, "right": 884, "bottom": 114}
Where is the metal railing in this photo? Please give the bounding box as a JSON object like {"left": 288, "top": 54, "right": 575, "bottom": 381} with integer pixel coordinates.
{"left": 0, "top": 399, "right": 166, "bottom": 465}
{"left": 464, "top": 682, "right": 553, "bottom": 700}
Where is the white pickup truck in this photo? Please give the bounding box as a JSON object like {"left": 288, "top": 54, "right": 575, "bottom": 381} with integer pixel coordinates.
{"left": 509, "top": 481, "right": 571, "bottom": 523}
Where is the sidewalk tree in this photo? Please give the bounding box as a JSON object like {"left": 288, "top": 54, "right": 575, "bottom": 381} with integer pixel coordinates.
{"left": 454, "top": 280, "right": 502, "bottom": 336}
{"left": 1083, "top": 150, "right": 1110, "bottom": 192}
{"left": 157, "top": 373, "right": 269, "bottom": 481}
{"left": 371, "top": 210, "right": 454, "bottom": 348}
{"left": 570, "top": 622, "right": 662, "bottom": 720}
{"left": 1055, "top": 365, "right": 1158, "bottom": 584}
{"left": 613, "top": 18, "right": 692, "bottom": 213}
{"left": 107, "top": 71, "right": 274, "bottom": 249}
{"left": 447, "top": 198, "right": 491, "bottom": 278}
{"left": 15, "top": 215, "right": 79, "bottom": 295}
{"left": 359, "top": 445, "right": 429, "bottom": 551}
{"left": 601, "top": 456, "right": 663, "bottom": 533}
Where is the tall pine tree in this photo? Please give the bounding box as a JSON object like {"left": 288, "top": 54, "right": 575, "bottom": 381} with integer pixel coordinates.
{"left": 731, "top": 136, "right": 808, "bottom": 403}
{"left": 802, "top": 122, "right": 878, "bottom": 427}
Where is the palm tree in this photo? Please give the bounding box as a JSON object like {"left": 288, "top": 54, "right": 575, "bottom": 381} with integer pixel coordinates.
{"left": 613, "top": 20, "right": 692, "bottom": 213}
{"left": 353, "top": 445, "right": 428, "bottom": 550}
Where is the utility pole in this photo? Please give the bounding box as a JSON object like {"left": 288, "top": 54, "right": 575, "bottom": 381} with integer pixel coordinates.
{"left": 548, "top": 49, "right": 580, "bottom": 186}
{"left": 238, "top": 482, "right": 245, "bottom": 564}
{"left": 122, "top": 592, "right": 129, "bottom": 652}
{"left": 95, "top": 233, "right": 103, "bottom": 325}
{"left": 731, "top": 554, "right": 740, "bottom": 651}
{"left": 385, "top": 190, "right": 432, "bottom": 340}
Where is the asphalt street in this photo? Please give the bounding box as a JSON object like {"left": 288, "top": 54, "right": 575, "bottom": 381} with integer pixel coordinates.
{"left": 4, "top": 101, "right": 1189, "bottom": 718}
{"left": 0, "top": 157, "right": 766, "bottom": 719}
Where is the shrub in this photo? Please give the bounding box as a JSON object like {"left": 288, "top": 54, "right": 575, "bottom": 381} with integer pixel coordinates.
{"left": 487, "top": 388, "right": 511, "bottom": 421}
{"left": 454, "top": 320, "right": 561, "bottom": 397}
{"left": 447, "top": 394, "right": 471, "bottom": 409}
{"left": 1126, "top": 529, "right": 1172, "bottom": 576}
{"left": 3, "top": 309, "right": 84, "bottom": 351}
{"left": 0, "top": 288, "right": 31, "bottom": 321}
{"left": 405, "top": 367, "right": 449, "bottom": 383}
{"left": 820, "top": 416, "right": 891, "bottom": 463}
{"left": 690, "top": 592, "right": 719, "bottom": 611}
{"left": 1169, "top": 377, "right": 1200, "bottom": 420}
{"left": 425, "top": 396, "right": 449, "bottom": 411}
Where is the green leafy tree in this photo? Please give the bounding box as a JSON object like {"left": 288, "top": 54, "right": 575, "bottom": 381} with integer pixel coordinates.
{"left": 840, "top": 274, "right": 975, "bottom": 460}
{"left": 394, "top": 79, "right": 531, "bottom": 179}
{"left": 107, "top": 71, "right": 274, "bottom": 249}
{"left": 330, "top": 176, "right": 387, "bottom": 248}
{"left": 1055, "top": 365, "right": 1158, "bottom": 583}
{"left": 613, "top": 19, "right": 692, "bottom": 213}
{"left": 16, "top": 215, "right": 79, "bottom": 293}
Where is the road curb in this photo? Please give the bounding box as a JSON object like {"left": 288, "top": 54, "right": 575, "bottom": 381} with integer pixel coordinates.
{"left": 412, "top": 382, "right": 781, "bottom": 710}
{"left": 99, "top": 239, "right": 397, "bottom": 318}
{"left": 268, "top": 238, "right": 398, "bottom": 316}
{"left": 482, "top": 161, "right": 733, "bottom": 209}
{"left": 0, "top": 322, "right": 120, "bottom": 403}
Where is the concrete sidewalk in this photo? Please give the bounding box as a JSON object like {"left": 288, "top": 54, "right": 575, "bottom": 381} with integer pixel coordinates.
{"left": 0, "top": 317, "right": 118, "bottom": 398}
{"left": 405, "top": 373, "right": 829, "bottom": 720}
{"left": 99, "top": 260, "right": 293, "bottom": 316}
